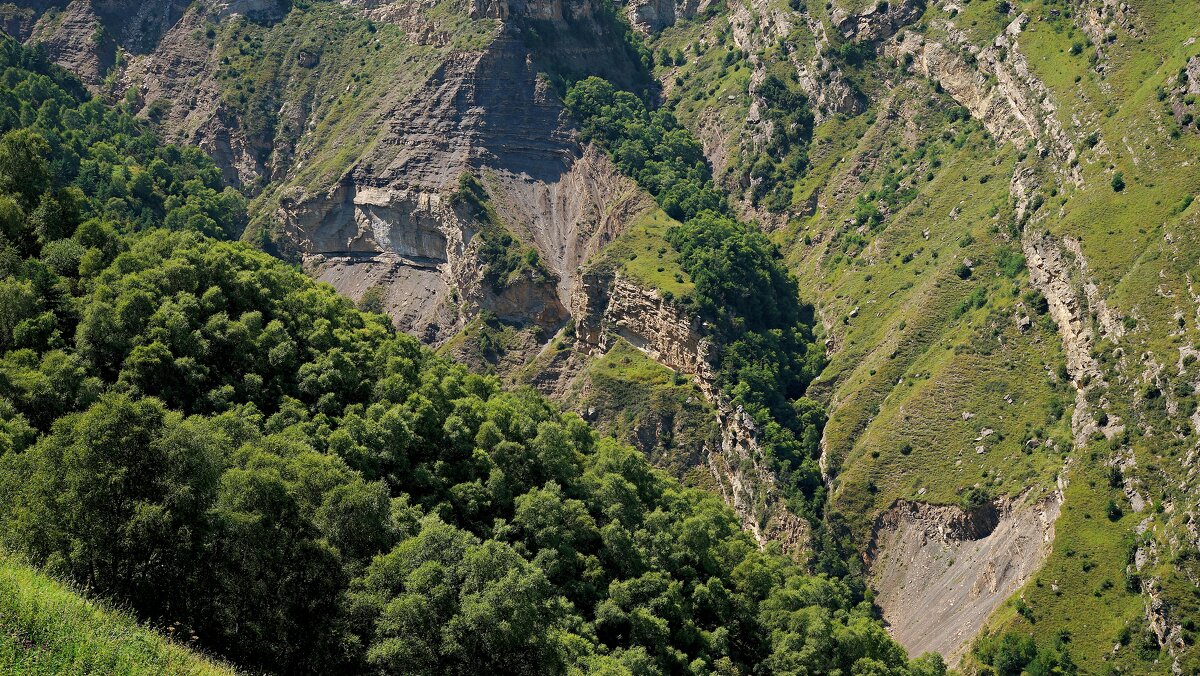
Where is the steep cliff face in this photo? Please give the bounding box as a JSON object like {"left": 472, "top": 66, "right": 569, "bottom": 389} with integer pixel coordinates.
{"left": 118, "top": 6, "right": 261, "bottom": 187}
{"left": 273, "top": 26, "right": 647, "bottom": 342}
{"left": 627, "top": 0, "right": 715, "bottom": 34}
{"left": 572, "top": 270, "right": 811, "bottom": 553}
{"left": 831, "top": 0, "right": 925, "bottom": 44}
{"left": 347, "top": 35, "right": 574, "bottom": 194}
{"left": 25, "top": 1, "right": 117, "bottom": 85}
{"left": 8, "top": 0, "right": 285, "bottom": 186}
{"left": 13, "top": 1, "right": 277, "bottom": 86}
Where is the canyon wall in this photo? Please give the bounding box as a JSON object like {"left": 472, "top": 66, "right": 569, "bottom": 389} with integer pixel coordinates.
{"left": 572, "top": 270, "right": 811, "bottom": 553}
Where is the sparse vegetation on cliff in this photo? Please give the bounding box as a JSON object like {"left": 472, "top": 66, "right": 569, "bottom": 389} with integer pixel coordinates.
{"left": 565, "top": 76, "right": 828, "bottom": 516}
{"left": 452, "top": 173, "right": 555, "bottom": 290}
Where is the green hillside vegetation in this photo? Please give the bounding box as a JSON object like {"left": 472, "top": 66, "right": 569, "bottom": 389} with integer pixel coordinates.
{"left": 7, "top": 0, "right": 1200, "bottom": 671}
{"left": 0, "top": 36, "right": 944, "bottom": 675}
{"left": 566, "top": 339, "right": 718, "bottom": 482}
{"left": 565, "top": 77, "right": 829, "bottom": 525}
{"left": 790, "top": 95, "right": 1073, "bottom": 539}
{"left": 632, "top": 0, "right": 1200, "bottom": 671}
{"left": 593, "top": 207, "right": 695, "bottom": 299}
{"left": 638, "top": 0, "right": 1044, "bottom": 533}
{"left": 1, "top": 553, "right": 237, "bottom": 675}
{"left": 966, "top": 441, "right": 1151, "bottom": 675}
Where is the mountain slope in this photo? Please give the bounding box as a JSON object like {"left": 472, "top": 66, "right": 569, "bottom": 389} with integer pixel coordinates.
{"left": 1, "top": 553, "right": 238, "bottom": 676}
{"left": 635, "top": 0, "right": 1200, "bottom": 670}
{"left": 7, "top": 0, "right": 1200, "bottom": 672}
{"left": 0, "top": 34, "right": 940, "bottom": 674}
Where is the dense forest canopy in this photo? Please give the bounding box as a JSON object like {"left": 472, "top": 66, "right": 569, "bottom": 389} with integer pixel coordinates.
{"left": 0, "top": 37, "right": 946, "bottom": 675}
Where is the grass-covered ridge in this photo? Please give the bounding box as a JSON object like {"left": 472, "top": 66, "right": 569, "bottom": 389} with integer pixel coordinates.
{"left": 0, "top": 553, "right": 237, "bottom": 675}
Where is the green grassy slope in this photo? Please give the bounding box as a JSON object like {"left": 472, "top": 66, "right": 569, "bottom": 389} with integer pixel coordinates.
{"left": 784, "top": 89, "right": 1071, "bottom": 535}
{"left": 565, "top": 338, "right": 718, "bottom": 483}
{"left": 643, "top": 0, "right": 1200, "bottom": 670}
{"left": 968, "top": 1, "right": 1200, "bottom": 672}
{"left": 591, "top": 208, "right": 695, "bottom": 299}
{"left": 1, "top": 554, "right": 237, "bottom": 676}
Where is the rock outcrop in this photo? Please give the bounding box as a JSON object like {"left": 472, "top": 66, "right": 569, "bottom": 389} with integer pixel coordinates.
{"left": 275, "top": 28, "right": 645, "bottom": 341}
{"left": 19, "top": 0, "right": 200, "bottom": 86}
{"left": 573, "top": 270, "right": 811, "bottom": 554}
{"left": 889, "top": 13, "right": 1081, "bottom": 187}
{"left": 832, "top": 0, "right": 925, "bottom": 44}
{"left": 626, "top": 0, "right": 715, "bottom": 34}
{"left": 120, "top": 5, "right": 265, "bottom": 187}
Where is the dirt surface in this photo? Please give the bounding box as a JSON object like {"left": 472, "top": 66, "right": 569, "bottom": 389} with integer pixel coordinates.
{"left": 869, "top": 494, "right": 1061, "bottom": 665}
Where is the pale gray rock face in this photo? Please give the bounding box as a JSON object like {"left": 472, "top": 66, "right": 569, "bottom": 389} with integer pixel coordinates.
{"left": 201, "top": 0, "right": 287, "bottom": 19}
{"left": 832, "top": 0, "right": 925, "bottom": 43}
{"left": 278, "top": 32, "right": 617, "bottom": 341}
{"left": 869, "top": 495, "right": 1061, "bottom": 666}
{"left": 626, "top": 0, "right": 715, "bottom": 34}
{"left": 3, "top": 0, "right": 650, "bottom": 343}
{"left": 1187, "top": 55, "right": 1200, "bottom": 96}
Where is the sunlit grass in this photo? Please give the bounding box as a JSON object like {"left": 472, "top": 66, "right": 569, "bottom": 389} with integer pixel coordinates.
{"left": 0, "top": 553, "right": 237, "bottom": 675}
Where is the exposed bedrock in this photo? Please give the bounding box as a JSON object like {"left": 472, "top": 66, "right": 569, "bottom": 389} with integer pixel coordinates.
{"left": 356, "top": 35, "right": 577, "bottom": 192}
{"left": 14, "top": 0, "right": 205, "bottom": 86}
{"left": 888, "top": 13, "right": 1081, "bottom": 186}
{"left": 573, "top": 269, "right": 811, "bottom": 554}
{"left": 626, "top": 0, "right": 715, "bottom": 34}
{"left": 284, "top": 178, "right": 570, "bottom": 342}
{"left": 278, "top": 29, "right": 646, "bottom": 342}
{"left": 868, "top": 493, "right": 1062, "bottom": 666}
{"left": 832, "top": 0, "right": 925, "bottom": 44}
